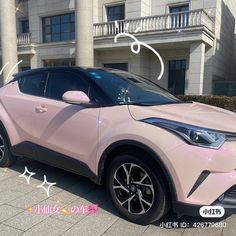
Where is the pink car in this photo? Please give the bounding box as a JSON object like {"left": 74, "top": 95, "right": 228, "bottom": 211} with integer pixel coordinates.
{"left": 0, "top": 67, "right": 236, "bottom": 224}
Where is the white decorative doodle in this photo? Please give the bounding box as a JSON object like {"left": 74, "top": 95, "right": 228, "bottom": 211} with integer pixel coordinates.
{"left": 5, "top": 60, "right": 23, "bottom": 82}
{"left": 19, "top": 166, "right": 36, "bottom": 184}
{"left": 0, "top": 62, "right": 9, "bottom": 76}
{"left": 114, "top": 32, "right": 164, "bottom": 81}
{"left": 0, "top": 60, "right": 23, "bottom": 83}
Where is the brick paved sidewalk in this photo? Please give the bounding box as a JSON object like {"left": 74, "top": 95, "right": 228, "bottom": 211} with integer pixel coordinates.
{"left": 0, "top": 158, "right": 233, "bottom": 236}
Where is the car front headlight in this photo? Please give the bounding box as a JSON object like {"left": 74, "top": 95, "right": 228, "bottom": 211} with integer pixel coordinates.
{"left": 142, "top": 118, "right": 236, "bottom": 149}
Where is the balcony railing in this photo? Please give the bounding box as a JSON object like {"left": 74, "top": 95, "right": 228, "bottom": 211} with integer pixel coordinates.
{"left": 94, "top": 10, "right": 214, "bottom": 37}
{"left": 17, "top": 33, "right": 31, "bottom": 46}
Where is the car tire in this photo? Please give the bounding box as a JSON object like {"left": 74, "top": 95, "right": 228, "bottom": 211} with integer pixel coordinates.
{"left": 0, "top": 127, "right": 17, "bottom": 167}
{"left": 107, "top": 153, "right": 170, "bottom": 225}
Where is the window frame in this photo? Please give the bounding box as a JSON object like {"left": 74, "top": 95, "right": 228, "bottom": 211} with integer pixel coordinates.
{"left": 103, "top": 63, "right": 128, "bottom": 71}
{"left": 44, "top": 70, "right": 89, "bottom": 102}
{"left": 169, "top": 4, "right": 189, "bottom": 28}
{"left": 169, "top": 4, "right": 189, "bottom": 14}
{"left": 20, "top": 19, "right": 29, "bottom": 34}
{"left": 17, "top": 72, "right": 48, "bottom": 98}
{"left": 106, "top": 3, "right": 125, "bottom": 22}
{"left": 15, "top": 68, "right": 113, "bottom": 106}
{"left": 42, "top": 13, "right": 75, "bottom": 43}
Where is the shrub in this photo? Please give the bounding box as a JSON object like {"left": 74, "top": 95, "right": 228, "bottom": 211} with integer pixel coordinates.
{"left": 178, "top": 95, "right": 236, "bottom": 113}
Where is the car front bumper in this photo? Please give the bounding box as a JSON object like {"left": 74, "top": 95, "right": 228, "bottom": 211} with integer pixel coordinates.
{"left": 173, "top": 185, "right": 236, "bottom": 216}
{"left": 159, "top": 139, "right": 236, "bottom": 218}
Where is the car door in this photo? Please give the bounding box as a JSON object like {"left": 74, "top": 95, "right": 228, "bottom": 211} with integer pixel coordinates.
{"left": 33, "top": 69, "right": 100, "bottom": 173}
{"left": 1, "top": 71, "right": 48, "bottom": 156}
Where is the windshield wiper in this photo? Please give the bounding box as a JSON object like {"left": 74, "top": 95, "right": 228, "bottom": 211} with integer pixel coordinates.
{"left": 118, "top": 100, "right": 193, "bottom": 106}
{"left": 118, "top": 102, "right": 159, "bottom": 106}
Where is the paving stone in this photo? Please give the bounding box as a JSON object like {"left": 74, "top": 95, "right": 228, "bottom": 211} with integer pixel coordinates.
{"left": 4, "top": 208, "right": 50, "bottom": 231}
{"left": 0, "top": 190, "right": 25, "bottom": 205}
{"left": 222, "top": 215, "right": 236, "bottom": 236}
{"left": 142, "top": 225, "right": 183, "bottom": 236}
{"left": 49, "top": 190, "right": 81, "bottom": 205}
{"left": 182, "top": 227, "right": 223, "bottom": 236}
{"left": 0, "top": 168, "right": 19, "bottom": 180}
{"left": 104, "top": 218, "right": 147, "bottom": 236}
{"left": 82, "top": 185, "right": 110, "bottom": 205}
{"left": 0, "top": 224, "right": 23, "bottom": 236}
{"left": 0, "top": 177, "right": 22, "bottom": 191}
{"left": 62, "top": 208, "right": 118, "bottom": 236}
{"left": 0, "top": 205, "right": 23, "bottom": 223}
{"left": 51, "top": 196, "right": 94, "bottom": 224}
{"left": 10, "top": 183, "right": 35, "bottom": 194}
{"left": 21, "top": 217, "right": 73, "bottom": 236}
{"left": 8, "top": 189, "right": 50, "bottom": 209}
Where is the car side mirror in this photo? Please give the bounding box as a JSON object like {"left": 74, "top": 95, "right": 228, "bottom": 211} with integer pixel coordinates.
{"left": 62, "top": 91, "right": 90, "bottom": 105}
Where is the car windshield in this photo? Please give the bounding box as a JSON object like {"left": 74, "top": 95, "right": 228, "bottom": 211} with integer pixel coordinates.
{"left": 86, "top": 68, "right": 181, "bottom": 105}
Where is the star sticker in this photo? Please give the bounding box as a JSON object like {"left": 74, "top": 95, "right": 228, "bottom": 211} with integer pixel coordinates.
{"left": 61, "top": 207, "right": 70, "bottom": 216}
{"left": 37, "top": 175, "right": 56, "bottom": 197}
{"left": 19, "top": 166, "right": 36, "bottom": 184}
{"left": 27, "top": 207, "right": 33, "bottom": 213}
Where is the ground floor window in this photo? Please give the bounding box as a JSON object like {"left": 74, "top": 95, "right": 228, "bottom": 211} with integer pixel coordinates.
{"left": 168, "top": 59, "right": 186, "bottom": 95}
{"left": 43, "top": 59, "right": 75, "bottom": 67}
{"left": 103, "top": 63, "right": 128, "bottom": 71}
{"left": 213, "top": 81, "right": 236, "bottom": 96}
{"left": 20, "top": 66, "right": 31, "bottom": 71}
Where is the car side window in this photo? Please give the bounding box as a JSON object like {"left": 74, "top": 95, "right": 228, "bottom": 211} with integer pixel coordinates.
{"left": 18, "top": 73, "right": 46, "bottom": 97}
{"left": 45, "top": 71, "right": 89, "bottom": 101}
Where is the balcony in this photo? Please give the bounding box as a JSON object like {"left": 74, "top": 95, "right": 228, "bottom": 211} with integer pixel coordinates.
{"left": 93, "top": 9, "right": 215, "bottom": 48}
{"left": 17, "top": 33, "right": 31, "bottom": 46}
{"left": 14, "top": 10, "right": 214, "bottom": 50}
{"left": 16, "top": 33, "right": 35, "bottom": 55}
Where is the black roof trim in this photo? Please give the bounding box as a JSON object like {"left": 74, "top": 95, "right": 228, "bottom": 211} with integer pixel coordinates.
{"left": 13, "top": 66, "right": 124, "bottom": 79}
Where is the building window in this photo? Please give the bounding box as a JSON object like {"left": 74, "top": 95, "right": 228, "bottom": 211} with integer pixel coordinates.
{"left": 21, "top": 20, "right": 29, "bottom": 33}
{"left": 106, "top": 4, "right": 125, "bottom": 21}
{"left": 104, "top": 63, "right": 128, "bottom": 71}
{"left": 43, "top": 59, "right": 75, "bottom": 67}
{"left": 170, "top": 5, "right": 189, "bottom": 13}
{"left": 170, "top": 5, "right": 189, "bottom": 28}
{"left": 20, "top": 66, "right": 31, "bottom": 71}
{"left": 42, "top": 13, "right": 75, "bottom": 43}
{"left": 168, "top": 60, "right": 186, "bottom": 95}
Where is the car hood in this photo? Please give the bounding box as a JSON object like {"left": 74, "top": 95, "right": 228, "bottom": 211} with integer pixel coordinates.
{"left": 129, "top": 102, "right": 236, "bottom": 133}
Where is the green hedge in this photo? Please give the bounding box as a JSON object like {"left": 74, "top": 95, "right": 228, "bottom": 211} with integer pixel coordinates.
{"left": 178, "top": 96, "right": 236, "bottom": 113}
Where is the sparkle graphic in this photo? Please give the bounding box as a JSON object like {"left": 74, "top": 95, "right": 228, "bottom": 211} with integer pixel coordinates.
{"left": 37, "top": 175, "right": 56, "bottom": 197}
{"left": 28, "top": 207, "right": 33, "bottom": 213}
{"left": 61, "top": 207, "right": 71, "bottom": 216}
{"left": 19, "top": 166, "right": 36, "bottom": 184}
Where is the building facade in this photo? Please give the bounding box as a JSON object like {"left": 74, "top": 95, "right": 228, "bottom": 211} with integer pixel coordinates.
{"left": 0, "top": 0, "right": 236, "bottom": 95}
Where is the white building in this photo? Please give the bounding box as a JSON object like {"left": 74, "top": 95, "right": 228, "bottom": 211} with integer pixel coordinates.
{"left": 0, "top": 0, "right": 236, "bottom": 95}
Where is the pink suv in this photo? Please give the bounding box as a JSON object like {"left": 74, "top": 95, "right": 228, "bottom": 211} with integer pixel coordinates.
{"left": 0, "top": 67, "right": 236, "bottom": 224}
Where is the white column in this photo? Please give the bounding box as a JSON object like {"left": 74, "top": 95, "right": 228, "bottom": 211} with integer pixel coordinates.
{"left": 75, "top": 0, "right": 94, "bottom": 67}
{"left": 0, "top": 0, "right": 18, "bottom": 84}
{"left": 187, "top": 42, "right": 206, "bottom": 95}
{"left": 30, "top": 54, "right": 40, "bottom": 69}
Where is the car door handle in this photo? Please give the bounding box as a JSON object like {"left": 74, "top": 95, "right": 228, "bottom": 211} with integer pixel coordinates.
{"left": 35, "top": 105, "right": 47, "bottom": 113}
